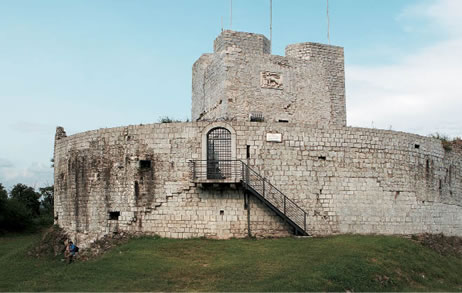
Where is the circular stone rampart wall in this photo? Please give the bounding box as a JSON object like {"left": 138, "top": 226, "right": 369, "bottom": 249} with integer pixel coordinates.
{"left": 54, "top": 122, "right": 462, "bottom": 245}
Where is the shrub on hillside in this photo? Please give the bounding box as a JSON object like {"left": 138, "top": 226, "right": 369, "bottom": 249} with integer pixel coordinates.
{"left": 0, "top": 199, "right": 34, "bottom": 232}
{"left": 0, "top": 183, "right": 54, "bottom": 233}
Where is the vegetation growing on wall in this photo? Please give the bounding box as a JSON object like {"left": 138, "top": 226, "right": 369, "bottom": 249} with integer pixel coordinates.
{"left": 429, "top": 133, "right": 462, "bottom": 152}
{"left": 158, "top": 116, "right": 190, "bottom": 123}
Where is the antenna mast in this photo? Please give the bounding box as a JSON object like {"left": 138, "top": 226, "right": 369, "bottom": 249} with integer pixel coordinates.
{"left": 230, "top": 0, "right": 233, "bottom": 30}
{"left": 270, "top": 0, "right": 272, "bottom": 53}
{"left": 327, "top": 0, "right": 330, "bottom": 44}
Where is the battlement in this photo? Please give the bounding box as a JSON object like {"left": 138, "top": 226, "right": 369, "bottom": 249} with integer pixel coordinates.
{"left": 214, "top": 30, "right": 271, "bottom": 55}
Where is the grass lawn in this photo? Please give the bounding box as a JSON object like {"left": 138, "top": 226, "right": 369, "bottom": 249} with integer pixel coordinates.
{"left": 0, "top": 232, "right": 461, "bottom": 291}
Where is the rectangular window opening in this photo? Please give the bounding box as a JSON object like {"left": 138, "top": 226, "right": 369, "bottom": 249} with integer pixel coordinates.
{"left": 318, "top": 156, "right": 327, "bottom": 161}
{"left": 250, "top": 112, "right": 264, "bottom": 122}
{"left": 278, "top": 119, "right": 289, "bottom": 123}
{"left": 414, "top": 144, "right": 420, "bottom": 149}
{"left": 109, "top": 211, "right": 120, "bottom": 220}
{"left": 246, "top": 145, "right": 250, "bottom": 159}
{"left": 139, "top": 160, "right": 152, "bottom": 169}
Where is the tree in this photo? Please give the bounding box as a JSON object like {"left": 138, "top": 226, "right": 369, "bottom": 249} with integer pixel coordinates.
{"left": 0, "top": 183, "right": 7, "bottom": 211}
{"left": 0, "top": 182, "right": 35, "bottom": 233}
{"left": 10, "top": 183, "right": 41, "bottom": 217}
{"left": 0, "top": 183, "right": 7, "bottom": 201}
{"left": 39, "top": 185, "right": 54, "bottom": 215}
{"left": 1, "top": 198, "right": 33, "bottom": 231}
{"left": 0, "top": 183, "right": 8, "bottom": 232}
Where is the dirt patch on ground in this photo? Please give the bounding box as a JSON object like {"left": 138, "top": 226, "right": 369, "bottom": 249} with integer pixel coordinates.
{"left": 412, "top": 233, "right": 462, "bottom": 258}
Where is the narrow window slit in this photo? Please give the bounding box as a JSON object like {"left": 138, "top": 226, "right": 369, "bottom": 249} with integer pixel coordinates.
{"left": 109, "top": 211, "right": 120, "bottom": 220}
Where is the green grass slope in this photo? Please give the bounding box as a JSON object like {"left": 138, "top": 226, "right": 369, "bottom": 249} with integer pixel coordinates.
{"left": 0, "top": 233, "right": 461, "bottom": 292}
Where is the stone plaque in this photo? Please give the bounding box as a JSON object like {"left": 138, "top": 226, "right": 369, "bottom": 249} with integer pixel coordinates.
{"left": 261, "top": 71, "right": 283, "bottom": 89}
{"left": 266, "top": 133, "right": 282, "bottom": 142}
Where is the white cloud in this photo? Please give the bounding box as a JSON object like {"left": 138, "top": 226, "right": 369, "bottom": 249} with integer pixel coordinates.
{"left": 0, "top": 162, "right": 53, "bottom": 190}
{"left": 9, "top": 121, "right": 52, "bottom": 134}
{"left": 401, "top": 0, "right": 462, "bottom": 36}
{"left": 347, "top": 0, "right": 462, "bottom": 138}
{"left": 0, "top": 158, "right": 13, "bottom": 168}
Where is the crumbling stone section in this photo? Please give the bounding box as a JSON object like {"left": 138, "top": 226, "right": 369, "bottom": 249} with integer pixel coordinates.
{"left": 192, "top": 31, "right": 346, "bottom": 127}
{"left": 29, "top": 225, "right": 69, "bottom": 258}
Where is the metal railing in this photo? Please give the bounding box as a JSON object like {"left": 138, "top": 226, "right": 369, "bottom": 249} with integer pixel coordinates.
{"left": 189, "top": 159, "right": 308, "bottom": 235}
{"left": 189, "top": 160, "right": 243, "bottom": 182}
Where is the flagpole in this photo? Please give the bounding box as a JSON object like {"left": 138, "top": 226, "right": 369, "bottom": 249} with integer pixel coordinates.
{"left": 270, "top": 0, "right": 272, "bottom": 53}
{"left": 327, "top": 0, "right": 330, "bottom": 44}
{"left": 230, "top": 0, "right": 233, "bottom": 30}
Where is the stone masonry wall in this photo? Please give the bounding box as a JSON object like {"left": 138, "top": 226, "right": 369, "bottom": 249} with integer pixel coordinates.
{"left": 53, "top": 122, "right": 292, "bottom": 246}
{"left": 55, "top": 121, "right": 462, "bottom": 246}
{"left": 192, "top": 31, "right": 346, "bottom": 126}
{"left": 286, "top": 43, "right": 346, "bottom": 126}
{"left": 214, "top": 30, "right": 271, "bottom": 55}
{"left": 236, "top": 122, "right": 462, "bottom": 236}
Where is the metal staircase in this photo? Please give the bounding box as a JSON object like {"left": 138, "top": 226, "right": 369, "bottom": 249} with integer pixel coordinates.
{"left": 189, "top": 160, "right": 309, "bottom": 236}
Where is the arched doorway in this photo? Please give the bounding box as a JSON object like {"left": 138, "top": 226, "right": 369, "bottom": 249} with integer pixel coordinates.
{"left": 207, "top": 127, "right": 232, "bottom": 179}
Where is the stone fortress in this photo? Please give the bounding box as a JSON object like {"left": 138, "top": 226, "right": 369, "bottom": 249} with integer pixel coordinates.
{"left": 54, "top": 30, "right": 462, "bottom": 246}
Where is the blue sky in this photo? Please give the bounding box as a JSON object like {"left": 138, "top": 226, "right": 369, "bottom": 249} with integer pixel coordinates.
{"left": 1, "top": 0, "right": 461, "bottom": 189}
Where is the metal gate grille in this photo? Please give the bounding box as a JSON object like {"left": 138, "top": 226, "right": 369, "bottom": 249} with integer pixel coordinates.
{"left": 207, "top": 127, "right": 232, "bottom": 179}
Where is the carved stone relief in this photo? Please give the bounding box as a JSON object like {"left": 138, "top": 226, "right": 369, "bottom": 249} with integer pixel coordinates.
{"left": 260, "top": 71, "right": 283, "bottom": 89}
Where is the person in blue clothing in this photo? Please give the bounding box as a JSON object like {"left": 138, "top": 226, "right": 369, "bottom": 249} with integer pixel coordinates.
{"left": 66, "top": 240, "right": 77, "bottom": 264}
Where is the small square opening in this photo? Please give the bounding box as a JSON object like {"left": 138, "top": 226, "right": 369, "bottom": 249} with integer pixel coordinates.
{"left": 318, "top": 156, "right": 326, "bottom": 161}
{"left": 109, "top": 211, "right": 120, "bottom": 220}
{"left": 139, "top": 160, "right": 152, "bottom": 169}
{"left": 415, "top": 144, "right": 420, "bottom": 149}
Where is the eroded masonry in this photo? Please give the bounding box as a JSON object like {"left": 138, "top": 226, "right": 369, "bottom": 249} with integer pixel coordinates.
{"left": 54, "top": 31, "right": 462, "bottom": 246}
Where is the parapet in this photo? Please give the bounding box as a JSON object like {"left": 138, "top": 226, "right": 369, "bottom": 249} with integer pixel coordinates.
{"left": 214, "top": 30, "right": 271, "bottom": 55}
{"left": 285, "top": 42, "right": 344, "bottom": 61}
